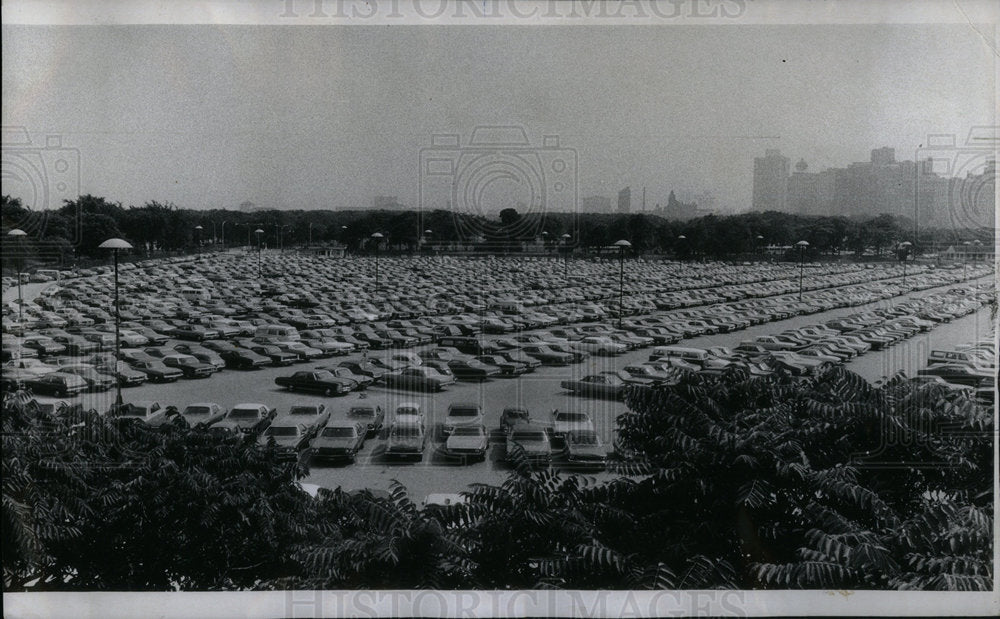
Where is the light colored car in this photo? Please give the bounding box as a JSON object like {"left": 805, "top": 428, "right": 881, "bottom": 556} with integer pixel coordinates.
{"left": 571, "top": 336, "right": 628, "bottom": 356}
{"left": 442, "top": 402, "right": 485, "bottom": 436}
{"left": 386, "top": 422, "right": 427, "bottom": 460}
{"left": 442, "top": 424, "right": 489, "bottom": 462}
{"left": 181, "top": 402, "right": 228, "bottom": 428}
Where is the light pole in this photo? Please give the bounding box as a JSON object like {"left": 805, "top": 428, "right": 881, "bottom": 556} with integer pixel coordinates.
{"left": 371, "top": 232, "right": 384, "bottom": 293}
{"left": 755, "top": 234, "right": 764, "bottom": 257}
{"left": 221, "top": 220, "right": 229, "bottom": 247}
{"left": 795, "top": 240, "right": 809, "bottom": 301}
{"left": 614, "top": 239, "right": 631, "bottom": 328}
{"left": 98, "top": 237, "right": 133, "bottom": 406}
{"left": 276, "top": 224, "right": 291, "bottom": 253}
{"left": 677, "top": 234, "right": 687, "bottom": 261}
{"left": 255, "top": 228, "right": 264, "bottom": 279}
{"left": 7, "top": 228, "right": 27, "bottom": 324}
{"left": 194, "top": 225, "right": 203, "bottom": 255}
{"left": 541, "top": 231, "right": 549, "bottom": 255}
{"left": 898, "top": 241, "right": 913, "bottom": 285}
{"left": 424, "top": 229, "right": 433, "bottom": 254}
{"left": 561, "top": 233, "right": 571, "bottom": 280}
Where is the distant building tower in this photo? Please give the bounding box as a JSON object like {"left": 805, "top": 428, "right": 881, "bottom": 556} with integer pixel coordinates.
{"left": 752, "top": 149, "right": 789, "bottom": 211}
{"left": 618, "top": 187, "right": 631, "bottom": 214}
{"left": 795, "top": 158, "right": 808, "bottom": 173}
{"left": 871, "top": 147, "right": 896, "bottom": 167}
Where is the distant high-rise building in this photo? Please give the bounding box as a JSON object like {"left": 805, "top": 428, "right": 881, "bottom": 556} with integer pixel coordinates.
{"left": 752, "top": 149, "right": 790, "bottom": 211}
{"left": 618, "top": 187, "right": 631, "bottom": 214}
{"left": 581, "top": 195, "right": 612, "bottom": 213}
{"left": 871, "top": 147, "right": 896, "bottom": 167}
{"left": 783, "top": 147, "right": 972, "bottom": 226}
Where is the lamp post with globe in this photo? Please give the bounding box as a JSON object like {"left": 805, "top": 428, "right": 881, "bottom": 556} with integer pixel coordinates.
{"left": 6, "top": 228, "right": 27, "bottom": 324}
{"left": 98, "top": 237, "right": 133, "bottom": 406}
{"left": 898, "top": 241, "right": 913, "bottom": 285}
{"left": 795, "top": 240, "right": 809, "bottom": 301}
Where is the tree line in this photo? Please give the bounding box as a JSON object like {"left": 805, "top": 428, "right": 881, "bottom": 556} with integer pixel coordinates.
{"left": 1, "top": 194, "right": 992, "bottom": 267}
{"left": 3, "top": 365, "right": 991, "bottom": 591}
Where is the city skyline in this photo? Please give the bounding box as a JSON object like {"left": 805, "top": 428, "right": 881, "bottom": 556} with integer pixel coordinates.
{"left": 3, "top": 22, "right": 996, "bottom": 215}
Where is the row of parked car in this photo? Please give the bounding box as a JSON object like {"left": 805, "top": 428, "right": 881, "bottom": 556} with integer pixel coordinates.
{"left": 99, "top": 396, "right": 611, "bottom": 470}
{"left": 2, "top": 252, "right": 991, "bottom": 399}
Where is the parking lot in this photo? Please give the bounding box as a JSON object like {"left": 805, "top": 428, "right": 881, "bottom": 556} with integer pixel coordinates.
{"left": 3, "top": 252, "right": 991, "bottom": 499}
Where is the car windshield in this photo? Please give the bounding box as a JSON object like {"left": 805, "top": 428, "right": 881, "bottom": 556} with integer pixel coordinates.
{"left": 452, "top": 426, "right": 484, "bottom": 437}
{"left": 265, "top": 426, "right": 299, "bottom": 437}
{"left": 397, "top": 407, "right": 418, "bottom": 416}
{"left": 567, "top": 431, "right": 599, "bottom": 445}
{"left": 391, "top": 426, "right": 421, "bottom": 438}
{"left": 230, "top": 408, "right": 260, "bottom": 419}
{"left": 556, "top": 412, "right": 588, "bottom": 422}
{"left": 290, "top": 406, "right": 318, "bottom": 415}
{"left": 449, "top": 407, "right": 479, "bottom": 417}
{"left": 313, "top": 371, "right": 333, "bottom": 380}
{"left": 322, "top": 427, "right": 356, "bottom": 438}
{"left": 511, "top": 431, "right": 545, "bottom": 443}
{"left": 184, "top": 406, "right": 210, "bottom": 416}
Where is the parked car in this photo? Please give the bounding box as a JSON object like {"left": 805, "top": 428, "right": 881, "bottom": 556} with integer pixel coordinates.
{"left": 500, "top": 406, "right": 532, "bottom": 433}
{"left": 338, "top": 359, "right": 386, "bottom": 381}
{"left": 442, "top": 402, "right": 485, "bottom": 436}
{"left": 315, "top": 365, "right": 373, "bottom": 390}
{"left": 25, "top": 372, "right": 88, "bottom": 396}
{"left": 383, "top": 366, "right": 456, "bottom": 392}
{"left": 311, "top": 420, "right": 368, "bottom": 462}
{"left": 180, "top": 402, "right": 228, "bottom": 428}
{"left": 274, "top": 370, "right": 355, "bottom": 396}
{"left": 563, "top": 430, "right": 607, "bottom": 469}
{"left": 560, "top": 374, "right": 629, "bottom": 399}
{"left": 550, "top": 410, "right": 596, "bottom": 442}
{"left": 506, "top": 423, "right": 552, "bottom": 467}
{"left": 210, "top": 403, "right": 276, "bottom": 437}
{"left": 386, "top": 422, "right": 427, "bottom": 460}
{"left": 348, "top": 403, "right": 385, "bottom": 436}
{"left": 219, "top": 347, "right": 272, "bottom": 369}
{"left": 442, "top": 424, "right": 490, "bottom": 462}
{"left": 166, "top": 324, "right": 220, "bottom": 341}
{"left": 447, "top": 358, "right": 501, "bottom": 380}
{"left": 287, "top": 403, "right": 332, "bottom": 432}
{"left": 247, "top": 344, "right": 298, "bottom": 366}
{"left": 257, "top": 416, "right": 315, "bottom": 460}
{"left": 94, "top": 360, "right": 148, "bottom": 387}
{"left": 55, "top": 365, "right": 116, "bottom": 392}
{"left": 127, "top": 358, "right": 184, "bottom": 383}
{"left": 162, "top": 354, "right": 216, "bottom": 378}
{"left": 117, "top": 400, "right": 169, "bottom": 425}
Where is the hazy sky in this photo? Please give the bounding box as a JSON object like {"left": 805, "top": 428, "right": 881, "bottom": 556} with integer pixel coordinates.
{"left": 2, "top": 23, "right": 996, "bottom": 213}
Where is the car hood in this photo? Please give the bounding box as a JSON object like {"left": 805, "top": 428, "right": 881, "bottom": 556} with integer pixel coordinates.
{"left": 446, "top": 434, "right": 487, "bottom": 449}
{"left": 314, "top": 436, "right": 358, "bottom": 449}
{"left": 568, "top": 442, "right": 606, "bottom": 458}
{"left": 259, "top": 435, "right": 301, "bottom": 449}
